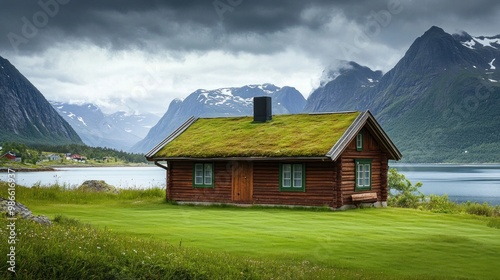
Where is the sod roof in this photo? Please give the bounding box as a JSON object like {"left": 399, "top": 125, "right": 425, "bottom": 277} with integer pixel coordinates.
{"left": 149, "top": 112, "right": 361, "bottom": 159}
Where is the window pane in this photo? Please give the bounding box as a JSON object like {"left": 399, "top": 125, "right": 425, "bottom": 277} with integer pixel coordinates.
{"left": 357, "top": 164, "right": 363, "bottom": 186}
{"left": 204, "top": 163, "right": 213, "bottom": 185}
{"left": 282, "top": 164, "right": 291, "bottom": 187}
{"left": 356, "top": 133, "right": 363, "bottom": 149}
{"left": 195, "top": 164, "right": 204, "bottom": 185}
{"left": 293, "top": 164, "right": 302, "bottom": 188}
{"left": 364, "top": 164, "right": 370, "bottom": 186}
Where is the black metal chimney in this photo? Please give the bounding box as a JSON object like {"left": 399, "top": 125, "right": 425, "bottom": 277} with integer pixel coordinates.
{"left": 253, "top": 96, "right": 272, "bottom": 122}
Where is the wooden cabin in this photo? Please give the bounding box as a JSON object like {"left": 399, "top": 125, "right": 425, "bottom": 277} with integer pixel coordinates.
{"left": 146, "top": 97, "right": 402, "bottom": 209}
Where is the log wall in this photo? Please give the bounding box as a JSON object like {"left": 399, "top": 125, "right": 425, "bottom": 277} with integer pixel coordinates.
{"left": 253, "top": 161, "right": 337, "bottom": 207}
{"left": 168, "top": 161, "right": 233, "bottom": 203}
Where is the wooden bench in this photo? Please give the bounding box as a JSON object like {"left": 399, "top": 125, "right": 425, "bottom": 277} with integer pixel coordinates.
{"left": 351, "top": 192, "right": 378, "bottom": 203}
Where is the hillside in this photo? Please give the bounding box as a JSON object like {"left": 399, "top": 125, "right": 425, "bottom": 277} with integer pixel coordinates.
{"left": 0, "top": 56, "right": 82, "bottom": 146}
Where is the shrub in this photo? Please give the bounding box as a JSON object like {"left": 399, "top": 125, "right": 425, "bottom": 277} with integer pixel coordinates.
{"left": 464, "top": 202, "right": 493, "bottom": 217}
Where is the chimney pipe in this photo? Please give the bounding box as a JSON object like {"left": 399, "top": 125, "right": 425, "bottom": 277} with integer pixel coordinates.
{"left": 253, "top": 96, "right": 272, "bottom": 122}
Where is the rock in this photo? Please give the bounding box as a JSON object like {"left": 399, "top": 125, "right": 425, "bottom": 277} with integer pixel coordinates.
{"left": 0, "top": 197, "right": 52, "bottom": 225}
{"left": 78, "top": 180, "right": 118, "bottom": 193}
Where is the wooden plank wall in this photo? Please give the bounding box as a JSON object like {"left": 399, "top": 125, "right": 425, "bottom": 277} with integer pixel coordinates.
{"left": 168, "top": 161, "right": 233, "bottom": 203}
{"left": 253, "top": 161, "right": 337, "bottom": 207}
{"left": 337, "top": 128, "right": 390, "bottom": 207}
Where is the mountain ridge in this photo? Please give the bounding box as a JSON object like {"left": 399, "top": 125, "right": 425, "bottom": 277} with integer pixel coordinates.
{"left": 50, "top": 101, "right": 160, "bottom": 151}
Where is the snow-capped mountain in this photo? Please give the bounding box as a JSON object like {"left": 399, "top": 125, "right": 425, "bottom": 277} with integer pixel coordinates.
{"left": 304, "top": 26, "right": 500, "bottom": 163}
{"left": 132, "top": 84, "right": 306, "bottom": 153}
{"left": 50, "top": 101, "right": 160, "bottom": 151}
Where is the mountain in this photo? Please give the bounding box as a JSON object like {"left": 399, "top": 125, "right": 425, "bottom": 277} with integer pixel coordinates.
{"left": 132, "top": 84, "right": 306, "bottom": 153}
{"left": 303, "top": 61, "right": 383, "bottom": 112}
{"left": 0, "top": 56, "right": 82, "bottom": 146}
{"left": 304, "top": 26, "right": 500, "bottom": 163}
{"left": 50, "top": 102, "right": 160, "bottom": 151}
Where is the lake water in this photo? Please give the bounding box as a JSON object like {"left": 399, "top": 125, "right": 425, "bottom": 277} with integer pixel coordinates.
{"left": 1, "top": 164, "right": 499, "bottom": 205}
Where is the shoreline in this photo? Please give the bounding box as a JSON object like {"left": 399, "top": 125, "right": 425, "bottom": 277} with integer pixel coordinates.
{"left": 0, "top": 167, "right": 56, "bottom": 172}
{"left": 0, "top": 164, "right": 155, "bottom": 172}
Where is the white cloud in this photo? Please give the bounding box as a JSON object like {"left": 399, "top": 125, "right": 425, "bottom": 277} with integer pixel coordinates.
{"left": 10, "top": 43, "right": 323, "bottom": 116}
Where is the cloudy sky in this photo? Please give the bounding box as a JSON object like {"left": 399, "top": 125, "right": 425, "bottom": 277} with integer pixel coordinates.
{"left": 1, "top": 0, "right": 499, "bottom": 116}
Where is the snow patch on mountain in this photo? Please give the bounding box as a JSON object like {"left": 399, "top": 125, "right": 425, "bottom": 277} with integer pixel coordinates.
{"left": 77, "top": 117, "right": 87, "bottom": 126}
{"left": 489, "top": 58, "right": 496, "bottom": 70}
{"left": 461, "top": 39, "right": 476, "bottom": 49}
{"left": 461, "top": 36, "right": 500, "bottom": 50}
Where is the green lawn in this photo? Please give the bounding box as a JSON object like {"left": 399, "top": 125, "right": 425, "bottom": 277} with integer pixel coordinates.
{"left": 22, "top": 192, "right": 500, "bottom": 279}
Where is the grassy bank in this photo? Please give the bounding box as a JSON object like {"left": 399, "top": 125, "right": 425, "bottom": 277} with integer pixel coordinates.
{"left": 2, "top": 183, "right": 500, "bottom": 279}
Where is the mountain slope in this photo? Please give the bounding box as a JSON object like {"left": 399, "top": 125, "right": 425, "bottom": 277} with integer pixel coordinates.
{"left": 50, "top": 102, "right": 159, "bottom": 151}
{"left": 132, "top": 84, "right": 306, "bottom": 153}
{"left": 304, "top": 26, "right": 500, "bottom": 163}
{"left": 0, "top": 56, "right": 82, "bottom": 146}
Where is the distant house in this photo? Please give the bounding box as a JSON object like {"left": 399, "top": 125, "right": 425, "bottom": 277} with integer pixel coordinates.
{"left": 47, "top": 154, "right": 61, "bottom": 161}
{"left": 0, "top": 151, "right": 22, "bottom": 162}
{"left": 70, "top": 154, "right": 86, "bottom": 162}
{"left": 146, "top": 97, "right": 402, "bottom": 209}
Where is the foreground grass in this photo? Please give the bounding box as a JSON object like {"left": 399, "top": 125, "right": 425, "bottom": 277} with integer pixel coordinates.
{"left": 2, "top": 183, "right": 500, "bottom": 279}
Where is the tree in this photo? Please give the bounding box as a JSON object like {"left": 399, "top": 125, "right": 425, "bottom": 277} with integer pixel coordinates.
{"left": 387, "top": 168, "right": 424, "bottom": 208}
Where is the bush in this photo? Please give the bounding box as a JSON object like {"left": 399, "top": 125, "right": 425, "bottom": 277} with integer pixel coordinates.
{"left": 423, "top": 194, "right": 459, "bottom": 214}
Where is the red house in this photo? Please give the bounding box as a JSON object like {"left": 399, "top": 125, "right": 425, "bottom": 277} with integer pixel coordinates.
{"left": 146, "top": 97, "right": 402, "bottom": 209}
{"left": 0, "top": 152, "right": 21, "bottom": 162}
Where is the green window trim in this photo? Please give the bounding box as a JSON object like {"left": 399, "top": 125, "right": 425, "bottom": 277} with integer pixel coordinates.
{"left": 193, "top": 163, "right": 214, "bottom": 188}
{"left": 355, "top": 159, "right": 372, "bottom": 191}
{"left": 279, "top": 163, "right": 306, "bottom": 192}
{"left": 356, "top": 131, "right": 363, "bottom": 151}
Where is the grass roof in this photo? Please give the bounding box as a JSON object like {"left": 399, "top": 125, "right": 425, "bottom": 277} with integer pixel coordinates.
{"left": 152, "top": 112, "right": 360, "bottom": 158}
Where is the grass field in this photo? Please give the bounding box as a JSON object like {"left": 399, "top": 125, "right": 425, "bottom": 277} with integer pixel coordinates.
{"left": 3, "top": 184, "right": 500, "bottom": 279}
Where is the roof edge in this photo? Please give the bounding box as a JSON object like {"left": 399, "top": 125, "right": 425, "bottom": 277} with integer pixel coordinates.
{"left": 149, "top": 156, "right": 331, "bottom": 161}
{"left": 326, "top": 111, "right": 368, "bottom": 160}
{"left": 145, "top": 116, "right": 198, "bottom": 159}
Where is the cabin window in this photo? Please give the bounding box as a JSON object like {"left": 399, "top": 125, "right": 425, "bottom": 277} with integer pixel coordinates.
{"left": 356, "top": 132, "right": 363, "bottom": 151}
{"left": 193, "top": 163, "right": 214, "bottom": 188}
{"left": 355, "top": 159, "right": 372, "bottom": 191}
{"left": 280, "top": 163, "right": 305, "bottom": 192}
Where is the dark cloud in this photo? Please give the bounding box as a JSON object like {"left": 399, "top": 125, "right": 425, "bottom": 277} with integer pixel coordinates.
{"left": 1, "top": 0, "right": 499, "bottom": 60}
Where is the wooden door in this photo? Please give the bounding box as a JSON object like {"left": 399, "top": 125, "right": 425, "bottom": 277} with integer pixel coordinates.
{"left": 232, "top": 161, "right": 253, "bottom": 202}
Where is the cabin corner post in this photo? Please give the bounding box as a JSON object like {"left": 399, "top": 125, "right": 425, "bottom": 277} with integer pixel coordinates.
{"left": 335, "top": 159, "right": 344, "bottom": 208}
{"left": 380, "top": 154, "right": 389, "bottom": 203}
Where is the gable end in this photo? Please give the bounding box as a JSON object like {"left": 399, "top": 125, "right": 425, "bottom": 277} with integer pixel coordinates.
{"left": 326, "top": 111, "right": 402, "bottom": 161}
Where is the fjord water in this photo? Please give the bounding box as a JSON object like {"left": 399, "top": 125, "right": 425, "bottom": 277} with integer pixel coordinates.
{"left": 2, "top": 164, "right": 500, "bottom": 205}
{"left": 391, "top": 164, "right": 500, "bottom": 205}
{"left": 2, "top": 166, "right": 166, "bottom": 189}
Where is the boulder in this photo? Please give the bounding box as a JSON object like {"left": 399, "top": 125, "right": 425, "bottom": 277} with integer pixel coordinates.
{"left": 0, "top": 197, "right": 52, "bottom": 225}
{"left": 78, "top": 180, "right": 118, "bottom": 193}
